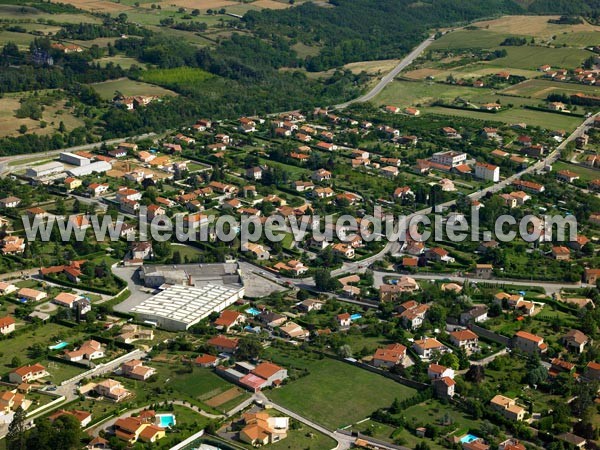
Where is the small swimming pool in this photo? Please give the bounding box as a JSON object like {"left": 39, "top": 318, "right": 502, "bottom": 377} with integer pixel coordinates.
{"left": 156, "top": 413, "right": 176, "bottom": 428}
{"left": 245, "top": 307, "right": 261, "bottom": 316}
{"left": 350, "top": 313, "right": 362, "bottom": 320}
{"left": 460, "top": 434, "right": 479, "bottom": 444}
{"left": 49, "top": 342, "right": 69, "bottom": 350}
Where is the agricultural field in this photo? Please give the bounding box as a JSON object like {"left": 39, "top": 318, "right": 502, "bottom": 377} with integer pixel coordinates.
{"left": 89, "top": 77, "right": 177, "bottom": 100}
{"left": 471, "top": 15, "right": 600, "bottom": 41}
{"left": 429, "top": 29, "right": 517, "bottom": 50}
{"left": 502, "top": 78, "right": 600, "bottom": 99}
{"left": 404, "top": 64, "right": 540, "bottom": 81}
{"left": 96, "top": 55, "right": 145, "bottom": 69}
{"left": 423, "top": 105, "right": 583, "bottom": 131}
{"left": 267, "top": 354, "right": 416, "bottom": 429}
{"left": 140, "top": 67, "right": 214, "bottom": 91}
{"left": 373, "top": 80, "right": 486, "bottom": 107}
{"left": 487, "top": 46, "right": 591, "bottom": 71}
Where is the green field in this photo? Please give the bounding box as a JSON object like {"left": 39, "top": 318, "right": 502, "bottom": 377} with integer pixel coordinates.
{"left": 374, "top": 80, "right": 486, "bottom": 107}
{"left": 553, "top": 31, "right": 600, "bottom": 47}
{"left": 503, "top": 78, "right": 600, "bottom": 99}
{"left": 430, "top": 30, "right": 516, "bottom": 49}
{"left": 267, "top": 356, "right": 416, "bottom": 429}
{"left": 423, "top": 105, "right": 583, "bottom": 131}
{"left": 90, "top": 78, "right": 177, "bottom": 100}
{"left": 96, "top": 56, "right": 145, "bottom": 70}
{"left": 140, "top": 67, "right": 214, "bottom": 91}
{"left": 488, "top": 46, "right": 591, "bottom": 70}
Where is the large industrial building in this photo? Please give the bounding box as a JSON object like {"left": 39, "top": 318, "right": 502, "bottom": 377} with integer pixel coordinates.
{"left": 67, "top": 161, "right": 112, "bottom": 177}
{"left": 130, "top": 282, "right": 245, "bottom": 331}
{"left": 130, "top": 262, "right": 245, "bottom": 330}
{"left": 26, "top": 161, "right": 64, "bottom": 179}
{"left": 60, "top": 152, "right": 90, "bottom": 166}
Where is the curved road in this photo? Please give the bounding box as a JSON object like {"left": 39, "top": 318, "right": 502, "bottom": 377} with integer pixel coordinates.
{"left": 335, "top": 35, "right": 436, "bottom": 109}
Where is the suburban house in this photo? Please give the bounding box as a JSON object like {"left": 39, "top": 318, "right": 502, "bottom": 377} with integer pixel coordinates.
{"left": 428, "top": 363, "right": 454, "bottom": 380}
{"left": 379, "top": 277, "right": 420, "bottom": 301}
{"left": 512, "top": 331, "right": 547, "bottom": 354}
{"left": 449, "top": 329, "right": 479, "bottom": 354}
{"left": 195, "top": 354, "right": 219, "bottom": 368}
{"left": 257, "top": 311, "right": 287, "bottom": 328}
{"left": 121, "top": 360, "right": 156, "bottom": 381}
{"left": 9, "top": 364, "right": 48, "bottom": 384}
{"left": 337, "top": 313, "right": 352, "bottom": 328}
{"left": 398, "top": 302, "right": 429, "bottom": 329}
{"left": 297, "top": 299, "right": 324, "bottom": 313}
{"left": 460, "top": 305, "right": 488, "bottom": 324}
{"left": 241, "top": 242, "right": 270, "bottom": 260}
{"left": 0, "top": 282, "right": 17, "bottom": 295}
{"left": 114, "top": 416, "right": 165, "bottom": 444}
{"left": 49, "top": 409, "right": 92, "bottom": 427}
{"left": 64, "top": 340, "right": 104, "bottom": 362}
{"left": 412, "top": 338, "right": 450, "bottom": 359}
{"left": 53, "top": 292, "right": 82, "bottom": 309}
{"left": 207, "top": 335, "right": 239, "bottom": 353}
{"left": 584, "top": 361, "right": 600, "bottom": 381}
{"left": 17, "top": 288, "right": 47, "bottom": 302}
{"left": 214, "top": 310, "right": 246, "bottom": 332}
{"left": 0, "top": 389, "right": 31, "bottom": 414}
{"left": 0, "top": 316, "right": 15, "bottom": 335}
{"left": 239, "top": 411, "right": 289, "bottom": 446}
{"left": 279, "top": 322, "right": 309, "bottom": 340}
{"left": 490, "top": 395, "right": 526, "bottom": 421}
{"left": 433, "top": 376, "right": 456, "bottom": 399}
{"left": 372, "top": 343, "right": 407, "bottom": 368}
{"left": 94, "top": 379, "right": 131, "bottom": 402}
{"left": 562, "top": 329, "right": 589, "bottom": 353}
{"left": 0, "top": 196, "right": 21, "bottom": 208}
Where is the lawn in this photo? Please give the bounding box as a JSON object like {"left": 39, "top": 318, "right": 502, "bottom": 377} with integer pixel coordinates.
{"left": 502, "top": 78, "right": 600, "bottom": 99}
{"left": 267, "top": 355, "right": 416, "bottom": 429}
{"left": 41, "top": 359, "right": 86, "bottom": 384}
{"left": 423, "top": 105, "right": 583, "bottom": 131}
{"left": 89, "top": 78, "right": 177, "bottom": 100}
{"left": 0, "top": 322, "right": 87, "bottom": 376}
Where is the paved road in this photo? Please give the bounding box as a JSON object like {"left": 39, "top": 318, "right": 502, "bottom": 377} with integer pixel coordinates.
{"left": 334, "top": 35, "right": 436, "bottom": 109}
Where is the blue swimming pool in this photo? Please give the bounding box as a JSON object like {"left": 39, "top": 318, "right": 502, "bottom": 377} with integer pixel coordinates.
{"left": 156, "top": 413, "right": 176, "bottom": 428}
{"left": 245, "top": 307, "right": 261, "bottom": 316}
{"left": 350, "top": 313, "right": 362, "bottom": 320}
{"left": 460, "top": 434, "right": 479, "bottom": 444}
{"left": 49, "top": 341, "right": 69, "bottom": 350}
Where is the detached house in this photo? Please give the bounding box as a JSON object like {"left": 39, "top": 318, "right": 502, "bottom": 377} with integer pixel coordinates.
{"left": 9, "top": 364, "right": 48, "bottom": 384}
{"left": 449, "top": 329, "right": 479, "bottom": 354}
{"left": 372, "top": 343, "right": 407, "bottom": 368}
{"left": 207, "top": 335, "right": 239, "bottom": 353}
{"left": 0, "top": 316, "right": 15, "bottom": 335}
{"left": 513, "top": 331, "right": 547, "bottom": 354}
{"left": 562, "top": 329, "right": 589, "bottom": 353}
{"left": 412, "top": 338, "right": 449, "bottom": 359}
{"left": 490, "top": 395, "right": 526, "bottom": 421}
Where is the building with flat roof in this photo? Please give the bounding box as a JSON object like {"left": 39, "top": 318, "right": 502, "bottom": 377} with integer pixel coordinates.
{"left": 130, "top": 283, "right": 245, "bottom": 331}
{"left": 26, "top": 161, "right": 64, "bottom": 179}
{"left": 67, "top": 161, "right": 112, "bottom": 177}
{"left": 60, "top": 152, "right": 90, "bottom": 167}
{"left": 139, "top": 262, "right": 242, "bottom": 288}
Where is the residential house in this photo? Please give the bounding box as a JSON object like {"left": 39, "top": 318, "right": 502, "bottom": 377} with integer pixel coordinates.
{"left": 121, "top": 359, "right": 156, "bottom": 381}
{"left": 0, "top": 316, "right": 15, "bottom": 335}
{"left": 433, "top": 376, "right": 456, "bottom": 399}
{"left": 449, "top": 329, "right": 479, "bottom": 354}
{"left": 428, "top": 363, "right": 454, "bottom": 380}
{"left": 214, "top": 310, "right": 246, "bottom": 332}
{"left": 432, "top": 151, "right": 467, "bottom": 168}
{"left": 239, "top": 411, "right": 289, "bottom": 446}
{"left": 552, "top": 246, "right": 570, "bottom": 261}
{"left": 17, "top": 288, "right": 47, "bottom": 302}
{"left": 379, "top": 277, "right": 420, "bottom": 301}
{"left": 9, "top": 364, "right": 48, "bottom": 384}
{"left": 399, "top": 303, "right": 429, "bottom": 329}
{"left": 207, "top": 335, "right": 239, "bottom": 353}
{"left": 0, "top": 197, "right": 21, "bottom": 208}
{"left": 562, "top": 329, "right": 589, "bottom": 353}
{"left": 372, "top": 343, "right": 407, "bottom": 368}
{"left": 584, "top": 361, "right": 600, "bottom": 381}
{"left": 337, "top": 313, "right": 352, "bottom": 328}
{"left": 279, "top": 322, "right": 309, "bottom": 339}
{"left": 241, "top": 242, "right": 270, "bottom": 260}
{"left": 114, "top": 416, "right": 165, "bottom": 444}
{"left": 412, "top": 338, "right": 449, "bottom": 359}
{"left": 475, "top": 162, "right": 500, "bottom": 182}
{"left": 312, "top": 169, "right": 332, "bottom": 183}
{"left": 513, "top": 331, "right": 547, "bottom": 354}
{"left": 64, "top": 340, "right": 104, "bottom": 362}
{"left": 490, "top": 395, "right": 526, "bottom": 421}
{"left": 460, "top": 305, "right": 488, "bottom": 324}
{"left": 49, "top": 409, "right": 92, "bottom": 427}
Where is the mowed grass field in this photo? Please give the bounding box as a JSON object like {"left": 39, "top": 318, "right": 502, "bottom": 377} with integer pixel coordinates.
{"left": 423, "top": 105, "right": 583, "bottom": 131}
{"left": 90, "top": 77, "right": 177, "bottom": 100}
{"left": 502, "top": 78, "right": 600, "bottom": 99}
{"left": 267, "top": 357, "right": 416, "bottom": 429}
